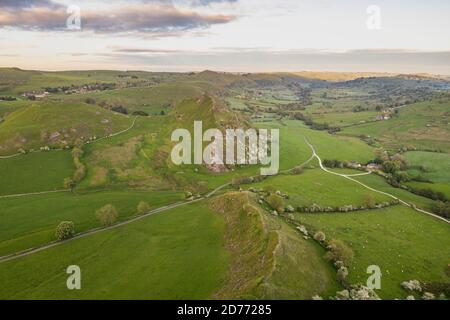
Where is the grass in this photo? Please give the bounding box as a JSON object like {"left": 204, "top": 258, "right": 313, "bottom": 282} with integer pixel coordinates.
{"left": 296, "top": 205, "right": 450, "bottom": 299}
{"left": 210, "top": 191, "right": 340, "bottom": 299}
{"left": 0, "top": 201, "right": 228, "bottom": 299}
{"left": 341, "top": 100, "right": 450, "bottom": 152}
{"left": 0, "top": 190, "right": 183, "bottom": 256}
{"left": 243, "top": 169, "right": 391, "bottom": 208}
{"left": 0, "top": 101, "right": 132, "bottom": 155}
{"left": 260, "top": 210, "right": 341, "bottom": 299}
{"left": 0, "top": 151, "right": 74, "bottom": 195}
{"left": 255, "top": 120, "right": 376, "bottom": 165}
{"left": 405, "top": 181, "right": 450, "bottom": 199}
{"left": 55, "top": 82, "right": 203, "bottom": 115}
{"left": 404, "top": 151, "right": 450, "bottom": 184}
{"left": 308, "top": 111, "right": 379, "bottom": 127}
{"left": 352, "top": 173, "right": 437, "bottom": 211}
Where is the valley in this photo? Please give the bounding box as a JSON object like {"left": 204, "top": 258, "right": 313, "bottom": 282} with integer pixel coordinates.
{"left": 0, "top": 68, "right": 449, "bottom": 300}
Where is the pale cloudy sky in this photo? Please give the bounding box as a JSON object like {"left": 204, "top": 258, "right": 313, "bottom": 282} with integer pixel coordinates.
{"left": 1, "top": 0, "right": 449, "bottom": 73}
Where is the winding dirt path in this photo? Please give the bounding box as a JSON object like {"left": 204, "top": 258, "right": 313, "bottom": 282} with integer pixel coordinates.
{"left": 303, "top": 137, "right": 450, "bottom": 224}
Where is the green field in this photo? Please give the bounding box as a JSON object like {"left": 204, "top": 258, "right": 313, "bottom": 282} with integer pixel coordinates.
{"left": 255, "top": 120, "right": 376, "bottom": 166}
{"left": 296, "top": 205, "right": 450, "bottom": 299}
{"left": 0, "top": 101, "right": 132, "bottom": 155}
{"left": 0, "top": 151, "right": 74, "bottom": 195}
{"left": 404, "top": 151, "right": 450, "bottom": 183}
{"left": 0, "top": 190, "right": 183, "bottom": 256}
{"left": 243, "top": 168, "right": 391, "bottom": 208}
{"left": 0, "top": 68, "right": 449, "bottom": 300}
{"left": 0, "top": 201, "right": 228, "bottom": 299}
{"left": 341, "top": 100, "right": 450, "bottom": 152}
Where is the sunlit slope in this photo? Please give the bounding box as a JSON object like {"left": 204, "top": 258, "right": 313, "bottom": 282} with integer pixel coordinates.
{"left": 0, "top": 101, "right": 132, "bottom": 155}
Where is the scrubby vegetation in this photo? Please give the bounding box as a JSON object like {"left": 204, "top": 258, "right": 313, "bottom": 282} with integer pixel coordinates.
{"left": 55, "top": 221, "right": 75, "bottom": 241}
{"left": 95, "top": 204, "right": 119, "bottom": 226}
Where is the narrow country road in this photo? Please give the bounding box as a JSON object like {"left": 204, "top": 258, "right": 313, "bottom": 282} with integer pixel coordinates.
{"left": 0, "top": 182, "right": 230, "bottom": 263}
{"left": 303, "top": 137, "right": 450, "bottom": 224}
{"left": 0, "top": 189, "right": 69, "bottom": 199}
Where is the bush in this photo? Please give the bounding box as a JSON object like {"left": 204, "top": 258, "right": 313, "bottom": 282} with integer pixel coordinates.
{"left": 292, "top": 166, "right": 304, "bottom": 174}
{"left": 63, "top": 177, "right": 75, "bottom": 191}
{"left": 432, "top": 201, "right": 450, "bottom": 218}
{"left": 111, "top": 105, "right": 128, "bottom": 114}
{"left": 313, "top": 231, "right": 326, "bottom": 242}
{"left": 85, "top": 97, "right": 96, "bottom": 104}
{"left": 132, "top": 110, "right": 149, "bottom": 116}
{"left": 55, "top": 221, "right": 75, "bottom": 241}
{"left": 337, "top": 266, "right": 349, "bottom": 282}
{"left": 325, "top": 239, "right": 354, "bottom": 266}
{"left": 137, "top": 201, "right": 150, "bottom": 215}
{"left": 267, "top": 194, "right": 285, "bottom": 213}
{"left": 96, "top": 204, "right": 118, "bottom": 226}
{"left": 363, "top": 194, "right": 376, "bottom": 208}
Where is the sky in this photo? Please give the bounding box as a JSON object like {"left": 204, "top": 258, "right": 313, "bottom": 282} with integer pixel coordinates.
{"left": 0, "top": 0, "right": 449, "bottom": 74}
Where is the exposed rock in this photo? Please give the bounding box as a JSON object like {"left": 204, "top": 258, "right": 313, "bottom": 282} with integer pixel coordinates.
{"left": 335, "top": 289, "right": 350, "bottom": 300}
{"left": 422, "top": 292, "right": 435, "bottom": 300}
{"left": 296, "top": 225, "right": 308, "bottom": 236}
{"left": 312, "top": 295, "right": 323, "bottom": 300}
{"left": 337, "top": 266, "right": 348, "bottom": 281}
{"left": 401, "top": 280, "right": 422, "bottom": 292}
{"left": 334, "top": 260, "right": 344, "bottom": 269}
{"left": 348, "top": 285, "right": 380, "bottom": 300}
{"left": 285, "top": 205, "right": 295, "bottom": 213}
{"left": 406, "top": 295, "right": 415, "bottom": 300}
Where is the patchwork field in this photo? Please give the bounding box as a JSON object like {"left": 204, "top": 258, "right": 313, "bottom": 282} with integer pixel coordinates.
{"left": 0, "top": 201, "right": 228, "bottom": 299}
{"left": 0, "top": 151, "right": 74, "bottom": 195}
{"left": 296, "top": 206, "right": 450, "bottom": 299}
{"left": 0, "top": 68, "right": 448, "bottom": 300}
{"left": 243, "top": 168, "right": 391, "bottom": 208}
{"left": 0, "top": 190, "right": 183, "bottom": 256}
{"left": 341, "top": 100, "right": 450, "bottom": 152}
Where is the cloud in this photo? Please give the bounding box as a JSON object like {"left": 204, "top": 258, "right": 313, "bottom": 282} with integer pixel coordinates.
{"left": 0, "top": 0, "right": 61, "bottom": 9}
{"left": 0, "top": 2, "right": 235, "bottom": 35}
{"left": 110, "top": 46, "right": 182, "bottom": 54}
{"left": 95, "top": 48, "right": 450, "bottom": 75}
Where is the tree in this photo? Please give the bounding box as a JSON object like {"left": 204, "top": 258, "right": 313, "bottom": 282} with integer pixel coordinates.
{"left": 267, "top": 194, "right": 285, "bottom": 213}
{"left": 63, "top": 177, "right": 75, "bottom": 192}
{"left": 137, "top": 201, "right": 150, "bottom": 215}
{"left": 96, "top": 204, "right": 118, "bottom": 226}
{"left": 71, "top": 146, "right": 84, "bottom": 159}
{"left": 314, "top": 231, "right": 326, "bottom": 242}
{"left": 55, "top": 221, "right": 75, "bottom": 241}
{"left": 363, "top": 194, "right": 376, "bottom": 208}
{"left": 325, "top": 239, "right": 354, "bottom": 266}
{"left": 292, "top": 166, "right": 304, "bottom": 175}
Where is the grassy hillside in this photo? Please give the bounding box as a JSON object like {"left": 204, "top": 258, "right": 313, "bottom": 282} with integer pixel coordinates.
{"left": 243, "top": 168, "right": 391, "bottom": 208}
{"left": 341, "top": 99, "right": 450, "bottom": 152}
{"left": 210, "top": 192, "right": 339, "bottom": 299}
{"left": 297, "top": 206, "right": 450, "bottom": 299}
{"left": 0, "top": 201, "right": 228, "bottom": 299}
{"left": 0, "top": 151, "right": 74, "bottom": 195}
{"left": 0, "top": 101, "right": 132, "bottom": 155}
{"left": 0, "top": 190, "right": 183, "bottom": 256}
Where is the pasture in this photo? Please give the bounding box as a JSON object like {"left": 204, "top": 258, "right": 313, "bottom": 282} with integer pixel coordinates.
{"left": 0, "top": 201, "right": 228, "bottom": 299}
{"left": 0, "top": 190, "right": 183, "bottom": 256}
{"left": 296, "top": 205, "right": 450, "bottom": 299}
